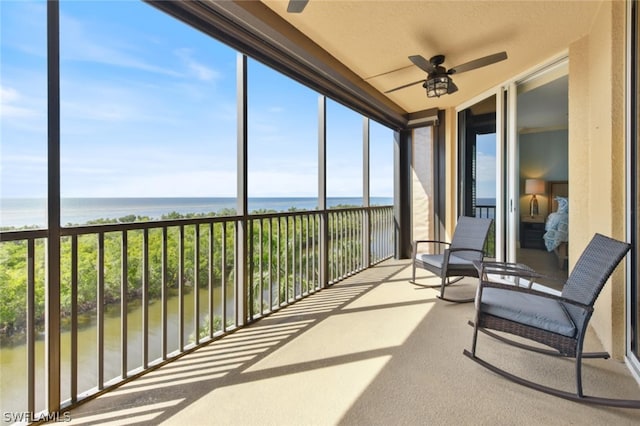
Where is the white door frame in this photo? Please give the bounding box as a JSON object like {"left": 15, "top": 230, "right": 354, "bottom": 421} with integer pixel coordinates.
{"left": 506, "top": 82, "right": 518, "bottom": 262}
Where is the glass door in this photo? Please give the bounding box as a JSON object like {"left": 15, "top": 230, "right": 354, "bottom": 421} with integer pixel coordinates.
{"left": 506, "top": 61, "right": 569, "bottom": 280}
{"left": 457, "top": 93, "right": 502, "bottom": 260}
{"left": 457, "top": 59, "right": 568, "bottom": 266}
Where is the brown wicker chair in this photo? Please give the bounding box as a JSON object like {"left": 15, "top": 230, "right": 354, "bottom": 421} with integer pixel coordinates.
{"left": 410, "top": 216, "right": 493, "bottom": 302}
{"left": 464, "top": 233, "right": 640, "bottom": 408}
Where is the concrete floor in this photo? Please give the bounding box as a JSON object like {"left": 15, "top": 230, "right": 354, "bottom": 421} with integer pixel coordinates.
{"left": 59, "top": 259, "right": 640, "bottom": 425}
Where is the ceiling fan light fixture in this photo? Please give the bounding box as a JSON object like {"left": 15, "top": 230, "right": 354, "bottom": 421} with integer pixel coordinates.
{"left": 425, "top": 75, "right": 450, "bottom": 98}
{"left": 386, "top": 51, "right": 507, "bottom": 97}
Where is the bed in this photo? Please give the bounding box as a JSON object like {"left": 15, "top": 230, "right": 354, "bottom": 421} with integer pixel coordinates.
{"left": 542, "top": 180, "right": 568, "bottom": 268}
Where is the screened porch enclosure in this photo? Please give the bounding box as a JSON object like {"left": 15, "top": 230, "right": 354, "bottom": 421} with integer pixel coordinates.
{"left": 4, "top": 0, "right": 639, "bottom": 422}
{"left": 0, "top": 0, "right": 403, "bottom": 417}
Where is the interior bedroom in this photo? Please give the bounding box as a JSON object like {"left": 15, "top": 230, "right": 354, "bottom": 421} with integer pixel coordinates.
{"left": 516, "top": 73, "right": 569, "bottom": 289}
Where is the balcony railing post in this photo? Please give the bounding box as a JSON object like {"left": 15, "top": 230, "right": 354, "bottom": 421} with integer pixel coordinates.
{"left": 121, "top": 231, "right": 128, "bottom": 378}
{"left": 319, "top": 211, "right": 329, "bottom": 288}
{"left": 27, "top": 239, "right": 35, "bottom": 413}
{"left": 248, "top": 218, "right": 254, "bottom": 319}
{"left": 236, "top": 220, "right": 247, "bottom": 327}
{"left": 178, "top": 225, "right": 184, "bottom": 351}
{"left": 97, "top": 233, "right": 105, "bottom": 389}
{"left": 194, "top": 225, "right": 200, "bottom": 344}
{"left": 363, "top": 209, "right": 371, "bottom": 267}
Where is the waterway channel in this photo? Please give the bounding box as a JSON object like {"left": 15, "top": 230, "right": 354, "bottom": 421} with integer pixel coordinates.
{"left": 0, "top": 287, "right": 232, "bottom": 419}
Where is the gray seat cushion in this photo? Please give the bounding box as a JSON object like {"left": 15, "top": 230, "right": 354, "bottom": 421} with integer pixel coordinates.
{"left": 480, "top": 288, "right": 576, "bottom": 337}
{"left": 416, "top": 253, "right": 476, "bottom": 269}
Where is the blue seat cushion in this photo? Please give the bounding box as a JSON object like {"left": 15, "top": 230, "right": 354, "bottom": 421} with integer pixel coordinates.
{"left": 416, "top": 253, "right": 475, "bottom": 269}
{"left": 480, "top": 288, "right": 576, "bottom": 337}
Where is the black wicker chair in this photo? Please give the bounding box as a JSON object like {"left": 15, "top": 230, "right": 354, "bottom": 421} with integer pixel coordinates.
{"left": 410, "top": 216, "right": 493, "bottom": 302}
{"left": 464, "top": 233, "right": 640, "bottom": 408}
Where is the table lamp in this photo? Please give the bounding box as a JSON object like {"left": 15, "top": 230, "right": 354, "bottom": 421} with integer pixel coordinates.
{"left": 525, "top": 178, "right": 545, "bottom": 217}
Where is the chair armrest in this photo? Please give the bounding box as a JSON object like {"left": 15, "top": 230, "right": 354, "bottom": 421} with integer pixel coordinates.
{"left": 442, "top": 247, "right": 487, "bottom": 268}
{"left": 477, "top": 280, "right": 593, "bottom": 313}
{"left": 413, "top": 239, "right": 450, "bottom": 248}
{"left": 412, "top": 240, "right": 451, "bottom": 259}
{"left": 448, "top": 247, "right": 486, "bottom": 256}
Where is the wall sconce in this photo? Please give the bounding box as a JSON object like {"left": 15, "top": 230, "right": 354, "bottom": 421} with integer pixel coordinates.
{"left": 525, "top": 178, "right": 545, "bottom": 217}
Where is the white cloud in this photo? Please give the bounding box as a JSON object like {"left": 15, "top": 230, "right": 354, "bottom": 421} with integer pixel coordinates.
{"left": 1, "top": 86, "right": 20, "bottom": 103}
{"left": 175, "top": 48, "right": 221, "bottom": 82}
{"left": 1, "top": 154, "right": 46, "bottom": 165}
{"left": 60, "top": 12, "right": 182, "bottom": 78}
{"left": 0, "top": 85, "right": 43, "bottom": 119}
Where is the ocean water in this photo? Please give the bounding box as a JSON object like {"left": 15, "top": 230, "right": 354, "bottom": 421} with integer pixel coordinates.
{"left": 476, "top": 198, "right": 496, "bottom": 206}
{"left": 0, "top": 197, "right": 394, "bottom": 228}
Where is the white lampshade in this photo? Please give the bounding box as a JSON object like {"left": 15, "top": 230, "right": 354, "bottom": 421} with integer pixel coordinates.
{"left": 525, "top": 179, "right": 545, "bottom": 195}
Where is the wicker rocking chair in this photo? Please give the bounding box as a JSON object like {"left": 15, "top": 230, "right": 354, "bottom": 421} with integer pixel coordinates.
{"left": 464, "top": 233, "right": 640, "bottom": 408}
{"left": 410, "top": 216, "right": 493, "bottom": 303}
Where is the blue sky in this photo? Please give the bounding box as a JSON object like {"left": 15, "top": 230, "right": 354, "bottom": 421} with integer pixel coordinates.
{"left": 1, "top": 0, "right": 394, "bottom": 199}
{"left": 476, "top": 133, "right": 497, "bottom": 199}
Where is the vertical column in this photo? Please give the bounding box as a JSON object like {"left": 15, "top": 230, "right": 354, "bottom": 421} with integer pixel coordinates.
{"left": 412, "top": 127, "right": 434, "bottom": 245}
{"left": 394, "top": 129, "right": 412, "bottom": 259}
{"left": 362, "top": 117, "right": 371, "bottom": 265}
{"left": 434, "top": 110, "right": 447, "bottom": 242}
{"left": 46, "top": 0, "right": 61, "bottom": 413}
{"left": 318, "top": 95, "right": 328, "bottom": 287}
{"left": 236, "top": 53, "right": 248, "bottom": 325}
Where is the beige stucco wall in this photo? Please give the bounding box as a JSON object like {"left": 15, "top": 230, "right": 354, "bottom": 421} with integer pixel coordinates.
{"left": 436, "top": 2, "right": 628, "bottom": 357}
{"left": 411, "top": 127, "right": 434, "bottom": 242}
{"left": 568, "top": 0, "right": 626, "bottom": 358}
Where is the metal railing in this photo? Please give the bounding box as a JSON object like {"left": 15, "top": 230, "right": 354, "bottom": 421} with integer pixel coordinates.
{"left": 0, "top": 206, "right": 394, "bottom": 418}
{"left": 475, "top": 204, "right": 496, "bottom": 220}
{"left": 476, "top": 204, "right": 496, "bottom": 258}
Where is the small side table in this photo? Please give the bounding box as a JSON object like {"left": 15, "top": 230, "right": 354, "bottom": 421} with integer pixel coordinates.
{"left": 520, "top": 215, "right": 546, "bottom": 250}
{"left": 473, "top": 261, "right": 541, "bottom": 289}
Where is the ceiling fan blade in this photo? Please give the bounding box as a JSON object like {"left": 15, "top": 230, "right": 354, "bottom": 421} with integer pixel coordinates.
{"left": 448, "top": 80, "right": 459, "bottom": 94}
{"left": 287, "top": 0, "right": 309, "bottom": 13}
{"left": 409, "top": 55, "right": 436, "bottom": 74}
{"left": 385, "top": 79, "right": 426, "bottom": 94}
{"left": 449, "top": 51, "right": 507, "bottom": 74}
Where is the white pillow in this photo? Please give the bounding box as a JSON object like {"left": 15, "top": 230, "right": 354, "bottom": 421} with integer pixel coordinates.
{"left": 555, "top": 196, "right": 568, "bottom": 213}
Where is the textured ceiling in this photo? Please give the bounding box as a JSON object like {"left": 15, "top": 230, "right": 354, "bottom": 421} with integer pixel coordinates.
{"left": 261, "top": 0, "right": 602, "bottom": 115}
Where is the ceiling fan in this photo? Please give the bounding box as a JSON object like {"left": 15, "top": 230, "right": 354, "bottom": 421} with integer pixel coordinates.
{"left": 287, "top": 0, "right": 309, "bottom": 13}
{"left": 385, "top": 51, "right": 508, "bottom": 98}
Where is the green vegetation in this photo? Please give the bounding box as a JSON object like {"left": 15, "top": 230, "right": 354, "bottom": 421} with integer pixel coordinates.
{"left": 484, "top": 221, "right": 496, "bottom": 258}
{"left": 0, "top": 212, "right": 237, "bottom": 344}
{"left": 0, "top": 207, "right": 370, "bottom": 345}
